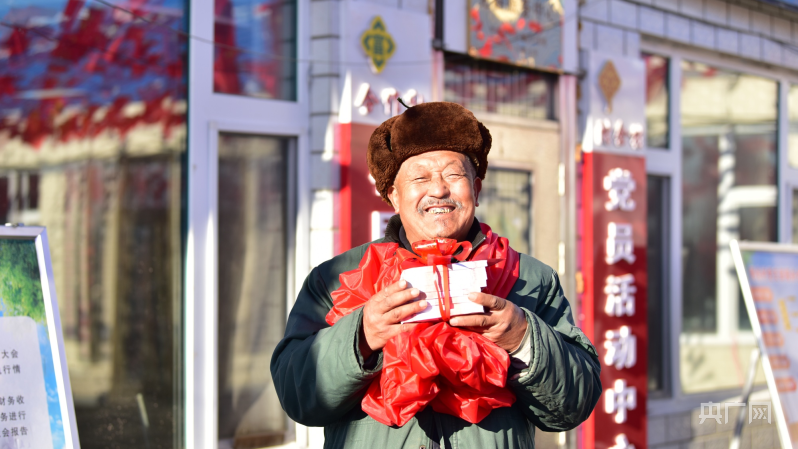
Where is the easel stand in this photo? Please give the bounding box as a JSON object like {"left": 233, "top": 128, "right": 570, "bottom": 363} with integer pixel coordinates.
{"left": 729, "top": 348, "right": 761, "bottom": 449}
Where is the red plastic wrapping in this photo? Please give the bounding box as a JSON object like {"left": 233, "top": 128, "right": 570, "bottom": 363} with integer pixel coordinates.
{"left": 326, "top": 224, "right": 521, "bottom": 426}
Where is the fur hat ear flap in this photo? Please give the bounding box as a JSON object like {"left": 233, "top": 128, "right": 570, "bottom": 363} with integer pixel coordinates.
{"left": 476, "top": 122, "right": 491, "bottom": 179}
{"left": 367, "top": 116, "right": 400, "bottom": 204}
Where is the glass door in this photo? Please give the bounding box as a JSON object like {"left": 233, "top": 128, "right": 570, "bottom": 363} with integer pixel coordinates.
{"left": 215, "top": 133, "right": 296, "bottom": 449}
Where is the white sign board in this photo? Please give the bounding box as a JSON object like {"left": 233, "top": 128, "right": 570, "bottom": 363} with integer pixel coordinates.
{"left": 342, "top": 2, "right": 433, "bottom": 125}
{"left": 0, "top": 227, "right": 79, "bottom": 449}
{"left": 0, "top": 317, "right": 53, "bottom": 449}
{"left": 580, "top": 51, "right": 646, "bottom": 155}
{"left": 401, "top": 261, "right": 489, "bottom": 323}
{"left": 731, "top": 240, "right": 798, "bottom": 448}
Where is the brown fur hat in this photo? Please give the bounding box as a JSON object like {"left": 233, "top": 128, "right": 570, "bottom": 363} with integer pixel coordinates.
{"left": 367, "top": 101, "right": 491, "bottom": 204}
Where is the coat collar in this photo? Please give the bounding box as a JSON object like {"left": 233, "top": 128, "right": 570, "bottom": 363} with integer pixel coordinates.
{"left": 383, "top": 214, "right": 486, "bottom": 257}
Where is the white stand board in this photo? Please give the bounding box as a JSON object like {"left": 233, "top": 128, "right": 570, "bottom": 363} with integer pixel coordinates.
{"left": 0, "top": 226, "right": 80, "bottom": 449}
{"left": 731, "top": 239, "right": 798, "bottom": 449}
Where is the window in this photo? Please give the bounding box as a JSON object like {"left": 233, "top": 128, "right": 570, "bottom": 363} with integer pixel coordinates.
{"left": 643, "top": 54, "right": 669, "bottom": 149}
{"left": 0, "top": 0, "right": 188, "bottom": 446}
{"left": 444, "top": 53, "right": 556, "bottom": 120}
{"left": 474, "top": 168, "right": 532, "bottom": 255}
{"left": 789, "top": 85, "right": 798, "bottom": 168}
{"left": 214, "top": 0, "right": 297, "bottom": 100}
{"left": 0, "top": 172, "right": 39, "bottom": 225}
{"left": 680, "top": 61, "right": 777, "bottom": 393}
{"left": 217, "top": 133, "right": 294, "bottom": 448}
{"left": 647, "top": 175, "right": 669, "bottom": 394}
{"left": 794, "top": 189, "right": 798, "bottom": 244}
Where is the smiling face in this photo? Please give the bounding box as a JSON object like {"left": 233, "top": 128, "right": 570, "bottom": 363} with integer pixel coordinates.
{"left": 387, "top": 151, "right": 482, "bottom": 244}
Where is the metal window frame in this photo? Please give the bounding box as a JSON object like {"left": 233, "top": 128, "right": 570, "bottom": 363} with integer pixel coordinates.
{"left": 441, "top": 51, "right": 559, "bottom": 121}
{"left": 643, "top": 174, "right": 672, "bottom": 400}
{"left": 478, "top": 163, "right": 535, "bottom": 258}
{"left": 186, "top": 0, "right": 311, "bottom": 445}
{"left": 640, "top": 49, "right": 681, "bottom": 403}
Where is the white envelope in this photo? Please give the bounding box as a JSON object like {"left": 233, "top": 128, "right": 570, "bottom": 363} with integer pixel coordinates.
{"left": 400, "top": 261, "right": 489, "bottom": 323}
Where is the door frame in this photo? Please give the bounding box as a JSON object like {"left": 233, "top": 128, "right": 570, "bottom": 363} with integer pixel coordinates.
{"left": 185, "top": 0, "right": 311, "bottom": 436}
{"left": 187, "top": 116, "right": 310, "bottom": 448}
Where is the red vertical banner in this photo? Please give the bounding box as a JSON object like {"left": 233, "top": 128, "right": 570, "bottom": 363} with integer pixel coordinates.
{"left": 337, "top": 122, "right": 395, "bottom": 254}
{"left": 582, "top": 152, "right": 648, "bottom": 449}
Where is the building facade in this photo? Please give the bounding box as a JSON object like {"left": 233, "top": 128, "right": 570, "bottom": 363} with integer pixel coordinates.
{"left": 2, "top": 0, "right": 798, "bottom": 447}
{"left": 579, "top": 0, "right": 798, "bottom": 448}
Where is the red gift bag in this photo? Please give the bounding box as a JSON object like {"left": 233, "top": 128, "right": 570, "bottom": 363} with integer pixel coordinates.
{"left": 326, "top": 224, "right": 521, "bottom": 426}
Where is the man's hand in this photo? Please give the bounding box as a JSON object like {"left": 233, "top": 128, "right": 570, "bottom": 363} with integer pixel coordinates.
{"left": 360, "top": 280, "right": 427, "bottom": 359}
{"left": 449, "top": 292, "right": 528, "bottom": 352}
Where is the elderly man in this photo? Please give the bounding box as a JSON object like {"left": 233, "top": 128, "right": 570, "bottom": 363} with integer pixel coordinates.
{"left": 271, "top": 102, "right": 601, "bottom": 449}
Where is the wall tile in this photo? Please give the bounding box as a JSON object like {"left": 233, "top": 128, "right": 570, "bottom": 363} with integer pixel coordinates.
{"left": 310, "top": 1, "right": 340, "bottom": 37}
{"left": 665, "top": 13, "right": 691, "bottom": 43}
{"left": 691, "top": 20, "right": 716, "bottom": 49}
{"left": 784, "top": 45, "right": 798, "bottom": 69}
{"left": 750, "top": 426, "right": 778, "bottom": 449}
{"left": 310, "top": 189, "right": 335, "bottom": 230}
{"left": 311, "top": 38, "right": 340, "bottom": 76}
{"left": 580, "top": 19, "right": 596, "bottom": 50}
{"left": 653, "top": 0, "right": 678, "bottom": 12}
{"left": 680, "top": 0, "right": 703, "bottom": 19}
{"left": 750, "top": 11, "right": 772, "bottom": 37}
{"left": 739, "top": 32, "right": 761, "bottom": 60}
{"left": 702, "top": 436, "right": 730, "bottom": 449}
{"left": 310, "top": 75, "right": 340, "bottom": 115}
{"left": 596, "top": 23, "right": 625, "bottom": 54}
{"left": 739, "top": 427, "right": 754, "bottom": 449}
{"left": 716, "top": 27, "right": 739, "bottom": 54}
{"left": 716, "top": 405, "right": 739, "bottom": 433}
{"left": 364, "top": 0, "right": 399, "bottom": 8}
{"left": 402, "top": 0, "right": 428, "bottom": 13}
{"left": 310, "top": 115, "right": 333, "bottom": 152}
{"left": 773, "top": 17, "right": 792, "bottom": 43}
{"left": 762, "top": 39, "right": 783, "bottom": 65}
{"left": 610, "top": 0, "right": 638, "bottom": 29}
{"left": 310, "top": 153, "right": 340, "bottom": 190}
{"left": 666, "top": 411, "right": 693, "bottom": 442}
{"left": 625, "top": 30, "right": 641, "bottom": 56}
{"left": 690, "top": 406, "right": 717, "bottom": 436}
{"left": 703, "top": 0, "right": 728, "bottom": 26}
{"left": 648, "top": 415, "right": 667, "bottom": 446}
{"left": 309, "top": 228, "right": 335, "bottom": 268}
{"left": 443, "top": 0, "right": 468, "bottom": 53}
{"left": 639, "top": 6, "right": 665, "bottom": 36}
{"left": 728, "top": 4, "right": 750, "bottom": 31}
{"left": 581, "top": 0, "right": 609, "bottom": 22}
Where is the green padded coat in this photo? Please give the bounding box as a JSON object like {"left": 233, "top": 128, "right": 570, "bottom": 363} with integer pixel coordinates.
{"left": 271, "top": 220, "right": 602, "bottom": 449}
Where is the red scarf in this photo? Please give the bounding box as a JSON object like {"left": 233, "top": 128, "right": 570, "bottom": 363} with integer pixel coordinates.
{"left": 326, "top": 223, "right": 521, "bottom": 426}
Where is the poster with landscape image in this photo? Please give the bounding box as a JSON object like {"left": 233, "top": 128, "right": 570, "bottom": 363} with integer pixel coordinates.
{"left": 0, "top": 238, "right": 66, "bottom": 449}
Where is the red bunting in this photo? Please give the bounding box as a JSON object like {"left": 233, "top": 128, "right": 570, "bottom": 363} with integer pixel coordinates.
{"left": 213, "top": 0, "right": 241, "bottom": 94}
{"left": 0, "top": 76, "right": 16, "bottom": 98}
{"left": 5, "top": 28, "right": 29, "bottom": 56}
